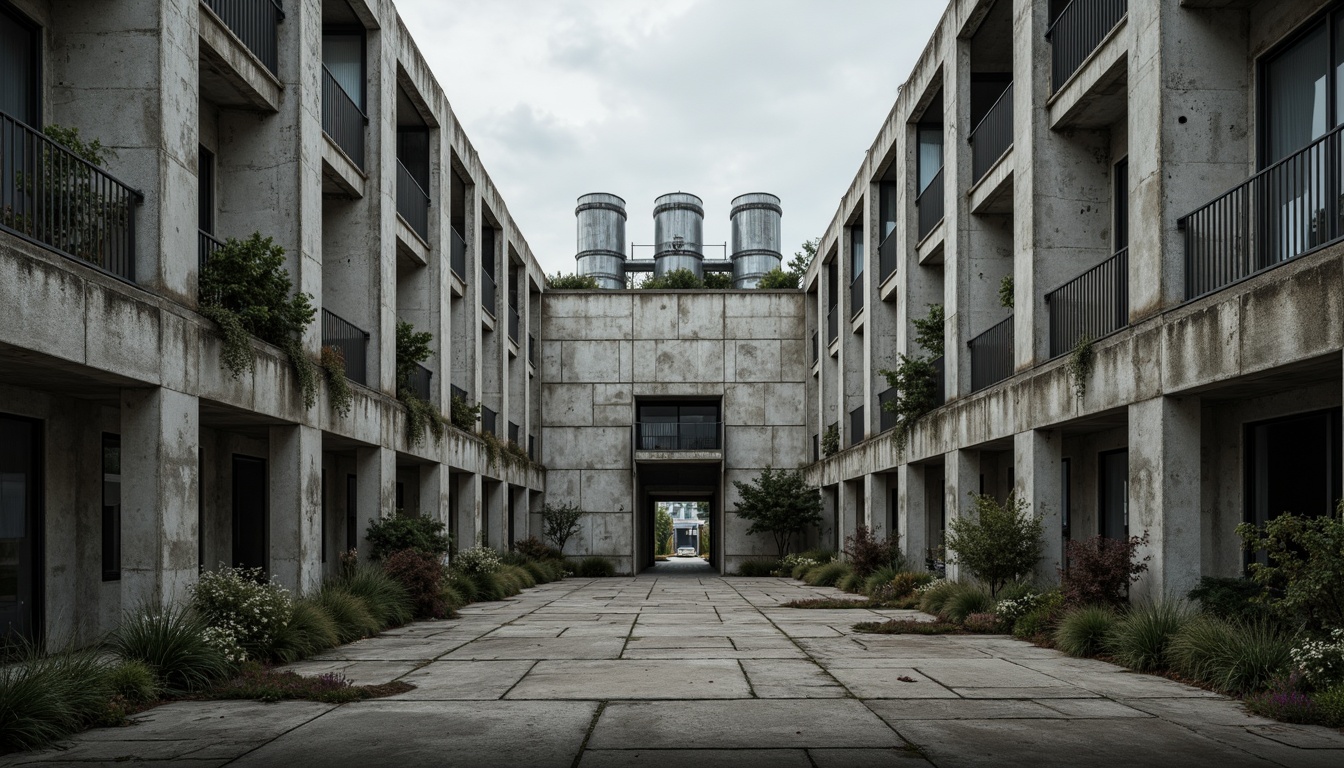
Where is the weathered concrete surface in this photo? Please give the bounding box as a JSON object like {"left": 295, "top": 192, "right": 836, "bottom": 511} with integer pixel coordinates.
{"left": 7, "top": 574, "right": 1344, "bottom": 767}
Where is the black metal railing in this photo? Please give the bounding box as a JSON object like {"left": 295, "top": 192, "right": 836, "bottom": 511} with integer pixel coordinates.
{"left": 969, "top": 81, "right": 1013, "bottom": 182}
{"left": 931, "top": 354, "right": 946, "bottom": 406}
{"left": 811, "top": 329, "right": 819, "bottom": 365}
{"left": 879, "top": 388, "right": 898, "bottom": 432}
{"left": 969, "top": 316, "right": 1014, "bottom": 392}
{"left": 320, "top": 308, "right": 369, "bottom": 386}
{"left": 827, "top": 306, "right": 838, "bottom": 344}
{"left": 199, "top": 229, "right": 224, "bottom": 270}
{"left": 528, "top": 434, "right": 535, "bottom": 461}
{"left": 849, "top": 406, "right": 864, "bottom": 446}
{"left": 450, "top": 227, "right": 467, "bottom": 280}
{"left": 481, "top": 269, "right": 497, "bottom": 316}
{"left": 1180, "top": 123, "right": 1344, "bottom": 301}
{"left": 321, "top": 65, "right": 365, "bottom": 168}
{"left": 395, "top": 159, "right": 429, "bottom": 241}
{"left": 450, "top": 384, "right": 468, "bottom": 403}
{"left": 481, "top": 405, "right": 497, "bottom": 436}
{"left": 1046, "top": 0, "right": 1127, "bottom": 92}
{"left": 406, "top": 362, "right": 433, "bottom": 402}
{"left": 202, "top": 0, "right": 284, "bottom": 76}
{"left": 1046, "top": 248, "right": 1128, "bottom": 358}
{"left": 528, "top": 333, "right": 537, "bottom": 365}
{"left": 850, "top": 273, "right": 864, "bottom": 316}
{"left": 916, "top": 167, "right": 945, "bottom": 241}
{"left": 508, "top": 304, "right": 519, "bottom": 343}
{"left": 635, "top": 421, "right": 722, "bottom": 451}
{"left": 879, "top": 230, "right": 898, "bottom": 282}
{"left": 508, "top": 421, "right": 520, "bottom": 444}
{"left": 0, "top": 112, "right": 142, "bottom": 282}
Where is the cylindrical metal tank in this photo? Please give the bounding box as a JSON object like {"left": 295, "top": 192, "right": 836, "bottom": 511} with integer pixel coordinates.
{"left": 574, "top": 193, "right": 627, "bottom": 289}
{"left": 730, "top": 192, "right": 782, "bottom": 288}
{"left": 652, "top": 192, "right": 705, "bottom": 278}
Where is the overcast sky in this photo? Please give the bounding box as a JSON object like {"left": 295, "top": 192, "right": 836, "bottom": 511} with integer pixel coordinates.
{"left": 395, "top": 0, "right": 946, "bottom": 276}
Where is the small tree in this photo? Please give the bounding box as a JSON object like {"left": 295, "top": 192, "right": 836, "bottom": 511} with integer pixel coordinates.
{"left": 757, "top": 268, "right": 798, "bottom": 289}
{"left": 542, "top": 501, "right": 585, "bottom": 554}
{"left": 732, "top": 466, "right": 823, "bottom": 559}
{"left": 655, "top": 508, "right": 674, "bottom": 555}
{"left": 844, "top": 525, "right": 904, "bottom": 578}
{"left": 787, "top": 238, "right": 819, "bottom": 283}
{"left": 1237, "top": 504, "right": 1344, "bottom": 633}
{"left": 945, "top": 492, "right": 1043, "bottom": 597}
{"left": 1059, "top": 533, "right": 1150, "bottom": 607}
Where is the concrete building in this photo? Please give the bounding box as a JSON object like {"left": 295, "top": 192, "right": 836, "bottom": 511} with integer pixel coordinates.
{"left": 0, "top": 0, "right": 545, "bottom": 645}
{"left": 804, "top": 0, "right": 1344, "bottom": 599}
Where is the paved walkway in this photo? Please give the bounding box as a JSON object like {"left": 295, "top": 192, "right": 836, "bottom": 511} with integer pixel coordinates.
{"left": 10, "top": 574, "right": 1344, "bottom": 767}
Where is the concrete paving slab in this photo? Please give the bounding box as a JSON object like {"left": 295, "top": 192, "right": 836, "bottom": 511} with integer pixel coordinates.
{"left": 442, "top": 636, "right": 626, "bottom": 660}
{"left": 740, "top": 659, "right": 848, "bottom": 698}
{"left": 589, "top": 700, "right": 905, "bottom": 750}
{"left": 280, "top": 659, "right": 422, "bottom": 685}
{"left": 506, "top": 659, "right": 750, "bottom": 699}
{"left": 827, "top": 666, "right": 960, "bottom": 699}
{"left": 578, "top": 749, "right": 813, "bottom": 768}
{"left": 913, "top": 658, "right": 1066, "bottom": 689}
{"left": 385, "top": 660, "right": 536, "bottom": 700}
{"left": 867, "top": 699, "right": 1061, "bottom": 721}
{"left": 809, "top": 747, "right": 936, "bottom": 767}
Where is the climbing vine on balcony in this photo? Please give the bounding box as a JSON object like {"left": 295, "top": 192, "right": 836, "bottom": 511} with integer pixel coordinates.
{"left": 319, "top": 345, "right": 353, "bottom": 417}
{"left": 878, "top": 304, "right": 945, "bottom": 454}
{"left": 395, "top": 321, "right": 445, "bottom": 446}
{"left": 199, "top": 233, "right": 318, "bottom": 408}
{"left": 449, "top": 394, "right": 481, "bottom": 432}
{"left": 999, "top": 275, "right": 1014, "bottom": 309}
{"left": 821, "top": 424, "right": 840, "bottom": 457}
{"left": 1067, "top": 334, "right": 1095, "bottom": 400}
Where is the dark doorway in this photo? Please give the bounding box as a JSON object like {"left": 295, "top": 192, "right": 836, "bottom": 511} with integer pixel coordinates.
{"left": 231, "top": 455, "right": 267, "bottom": 569}
{"left": 1098, "top": 449, "right": 1128, "bottom": 540}
{"left": 1245, "top": 408, "right": 1342, "bottom": 531}
{"left": 0, "top": 414, "right": 42, "bottom": 641}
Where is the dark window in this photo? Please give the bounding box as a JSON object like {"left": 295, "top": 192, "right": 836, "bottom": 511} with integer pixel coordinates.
{"left": 320, "top": 469, "right": 327, "bottom": 565}
{"left": 1098, "top": 449, "right": 1128, "bottom": 540}
{"left": 849, "top": 226, "right": 864, "bottom": 279}
{"left": 1113, "top": 157, "right": 1128, "bottom": 251}
{"left": 1262, "top": 18, "right": 1334, "bottom": 165}
{"left": 1244, "top": 408, "right": 1342, "bottom": 538}
{"left": 345, "top": 474, "right": 357, "bottom": 553}
{"left": 395, "top": 481, "right": 405, "bottom": 511}
{"left": 231, "top": 455, "right": 267, "bottom": 570}
{"left": 199, "top": 146, "right": 215, "bottom": 235}
{"left": 322, "top": 32, "right": 365, "bottom": 111}
{"left": 916, "top": 90, "right": 944, "bottom": 194}
{"left": 1061, "top": 457, "right": 1072, "bottom": 541}
{"left": 878, "top": 183, "right": 898, "bottom": 241}
{"left": 102, "top": 434, "right": 121, "bottom": 581}
{"left": 636, "top": 401, "right": 721, "bottom": 450}
{"left": 0, "top": 3, "right": 40, "bottom": 125}
{"left": 826, "top": 260, "right": 838, "bottom": 309}
{"left": 482, "top": 227, "right": 497, "bottom": 279}
{"left": 0, "top": 413, "right": 43, "bottom": 641}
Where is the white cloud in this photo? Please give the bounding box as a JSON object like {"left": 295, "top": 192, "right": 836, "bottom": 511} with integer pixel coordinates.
{"left": 395, "top": 0, "right": 943, "bottom": 274}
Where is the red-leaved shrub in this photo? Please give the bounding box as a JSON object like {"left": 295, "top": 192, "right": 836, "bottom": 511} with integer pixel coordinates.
{"left": 382, "top": 549, "right": 449, "bottom": 619}
{"left": 843, "top": 525, "right": 904, "bottom": 578}
{"left": 1059, "top": 533, "right": 1150, "bottom": 607}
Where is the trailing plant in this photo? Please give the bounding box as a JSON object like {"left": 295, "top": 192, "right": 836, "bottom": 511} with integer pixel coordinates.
{"left": 319, "top": 345, "right": 353, "bottom": 417}
{"left": 912, "top": 303, "right": 946, "bottom": 357}
{"left": 821, "top": 424, "right": 840, "bottom": 456}
{"left": 199, "top": 233, "right": 318, "bottom": 408}
{"left": 479, "top": 430, "right": 531, "bottom": 472}
{"left": 1066, "top": 334, "right": 1095, "bottom": 399}
{"left": 1059, "top": 533, "right": 1150, "bottom": 608}
{"left": 541, "top": 501, "right": 585, "bottom": 553}
{"left": 546, "top": 272, "right": 600, "bottom": 289}
{"left": 450, "top": 394, "right": 481, "bottom": 432}
{"left": 945, "top": 492, "right": 1043, "bottom": 597}
{"left": 879, "top": 304, "right": 945, "bottom": 453}
{"left": 998, "top": 275, "right": 1014, "bottom": 309}
{"left": 394, "top": 321, "right": 445, "bottom": 445}
{"left": 1237, "top": 504, "right": 1344, "bottom": 633}
{"left": 732, "top": 466, "right": 824, "bottom": 559}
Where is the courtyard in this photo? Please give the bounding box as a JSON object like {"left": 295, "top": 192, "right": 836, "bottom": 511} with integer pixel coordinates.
{"left": 6, "top": 572, "right": 1343, "bottom": 768}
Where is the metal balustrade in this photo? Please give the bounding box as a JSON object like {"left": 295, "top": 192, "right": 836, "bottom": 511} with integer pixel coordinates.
{"left": 635, "top": 421, "right": 722, "bottom": 451}
{"left": 969, "top": 81, "right": 1013, "bottom": 182}
{"left": 1180, "top": 123, "right": 1344, "bottom": 301}
{"left": 199, "top": 229, "right": 223, "bottom": 270}
{"left": 481, "top": 405, "right": 497, "bottom": 436}
{"left": 849, "top": 406, "right": 864, "bottom": 446}
{"left": 916, "top": 167, "right": 944, "bottom": 242}
{"left": 202, "top": 0, "right": 283, "bottom": 75}
{"left": 321, "top": 65, "right": 365, "bottom": 168}
{"left": 811, "top": 330, "right": 819, "bottom": 365}
{"left": 1046, "top": 0, "right": 1127, "bottom": 92}
{"left": 395, "top": 159, "right": 429, "bottom": 241}
{"left": 320, "top": 308, "right": 369, "bottom": 386}
{"left": 529, "top": 333, "right": 537, "bottom": 366}
{"left": 405, "top": 362, "right": 433, "bottom": 402}
{"left": 968, "top": 316, "right": 1014, "bottom": 392}
{"left": 450, "top": 384, "right": 468, "bottom": 403}
{"left": 850, "top": 274, "right": 864, "bottom": 316}
{"left": 879, "top": 230, "right": 898, "bottom": 282}
{"left": 450, "top": 227, "right": 467, "bottom": 279}
{"left": 481, "top": 269, "right": 497, "bottom": 316}
{"left": 508, "top": 421, "right": 520, "bottom": 444}
{"left": 0, "top": 112, "right": 142, "bottom": 282}
{"left": 508, "top": 304, "right": 519, "bottom": 343}
{"left": 827, "top": 306, "right": 838, "bottom": 344}
{"left": 1046, "top": 248, "right": 1128, "bottom": 358}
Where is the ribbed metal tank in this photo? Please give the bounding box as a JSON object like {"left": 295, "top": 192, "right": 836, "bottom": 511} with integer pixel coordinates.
{"left": 730, "top": 192, "right": 782, "bottom": 288}
{"left": 652, "top": 193, "right": 705, "bottom": 278}
{"left": 574, "top": 193, "right": 627, "bottom": 289}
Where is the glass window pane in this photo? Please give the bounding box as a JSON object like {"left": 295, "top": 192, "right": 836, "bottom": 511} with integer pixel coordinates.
{"left": 879, "top": 183, "right": 898, "bottom": 240}
{"left": 850, "top": 227, "right": 864, "bottom": 277}
{"left": 1265, "top": 22, "right": 1328, "bottom": 164}
{"left": 323, "top": 34, "right": 364, "bottom": 108}
{"left": 0, "top": 7, "right": 37, "bottom": 124}
{"left": 917, "top": 126, "right": 944, "bottom": 192}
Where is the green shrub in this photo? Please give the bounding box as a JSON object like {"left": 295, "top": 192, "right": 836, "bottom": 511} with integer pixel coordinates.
{"left": 455, "top": 546, "right": 504, "bottom": 575}
{"left": 918, "top": 580, "right": 959, "bottom": 615}
{"left": 1107, "top": 600, "right": 1193, "bottom": 672}
{"left": 1168, "top": 615, "right": 1295, "bottom": 695}
{"left": 575, "top": 556, "right": 616, "bottom": 578}
{"left": 799, "top": 549, "right": 837, "bottom": 564}
{"left": 514, "top": 536, "right": 559, "bottom": 562}
{"left": 942, "top": 584, "right": 994, "bottom": 623}
{"left": 864, "top": 565, "right": 901, "bottom": 596}
{"left": 547, "top": 272, "right": 600, "bottom": 289}
{"left": 995, "top": 582, "right": 1036, "bottom": 602}
{"left": 843, "top": 526, "right": 904, "bottom": 578}
{"left": 449, "top": 571, "right": 481, "bottom": 603}
{"left": 376, "top": 551, "right": 443, "bottom": 621}
{"left": 1315, "top": 685, "right": 1344, "bottom": 727}
{"left": 736, "top": 559, "right": 779, "bottom": 577}
{"left": 889, "top": 571, "right": 935, "bottom": 598}
{"left": 270, "top": 598, "right": 341, "bottom": 663}
{"left": 316, "top": 585, "right": 381, "bottom": 643}
{"left": 505, "top": 564, "right": 536, "bottom": 589}
{"left": 0, "top": 644, "right": 113, "bottom": 752}
{"left": 1053, "top": 605, "right": 1118, "bottom": 658}
{"left": 191, "top": 565, "right": 293, "bottom": 661}
{"left": 1238, "top": 505, "right": 1344, "bottom": 632}
{"left": 522, "top": 560, "right": 551, "bottom": 583}
{"left": 791, "top": 562, "right": 814, "bottom": 580}
{"left": 838, "top": 570, "right": 867, "bottom": 594}
{"left": 805, "top": 561, "right": 851, "bottom": 588}
{"left": 103, "top": 659, "right": 160, "bottom": 704}
{"left": 365, "top": 513, "right": 451, "bottom": 560}
{"left": 109, "top": 606, "right": 234, "bottom": 692}
{"left": 1185, "top": 576, "right": 1269, "bottom": 624}
{"left": 440, "top": 580, "right": 469, "bottom": 611}
{"left": 945, "top": 493, "right": 1044, "bottom": 597}
{"left": 963, "top": 612, "right": 1003, "bottom": 633}
{"left": 1013, "top": 595, "right": 1065, "bottom": 640}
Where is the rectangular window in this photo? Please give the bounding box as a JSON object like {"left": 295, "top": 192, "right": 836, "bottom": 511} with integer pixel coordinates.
{"left": 322, "top": 32, "right": 365, "bottom": 111}
{"left": 849, "top": 226, "right": 864, "bottom": 279}
{"left": 345, "top": 474, "right": 357, "bottom": 553}
{"left": 1245, "top": 408, "right": 1342, "bottom": 530}
{"left": 320, "top": 469, "right": 327, "bottom": 565}
{"left": 1263, "top": 21, "right": 1330, "bottom": 165}
{"left": 826, "top": 260, "right": 838, "bottom": 309}
{"left": 1113, "top": 156, "right": 1128, "bottom": 251}
{"left": 0, "top": 3, "right": 40, "bottom": 125}
{"left": 102, "top": 434, "right": 120, "bottom": 581}
{"left": 636, "top": 401, "right": 721, "bottom": 450}
{"left": 199, "top": 146, "right": 215, "bottom": 235}
{"left": 878, "top": 183, "right": 898, "bottom": 241}
{"left": 1098, "top": 449, "right": 1128, "bottom": 540}
{"left": 482, "top": 227, "right": 497, "bottom": 279}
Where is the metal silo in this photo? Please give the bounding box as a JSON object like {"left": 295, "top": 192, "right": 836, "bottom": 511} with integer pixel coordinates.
{"left": 652, "top": 193, "right": 704, "bottom": 278}
{"left": 574, "top": 193, "right": 627, "bottom": 289}
{"left": 730, "top": 193, "right": 782, "bottom": 288}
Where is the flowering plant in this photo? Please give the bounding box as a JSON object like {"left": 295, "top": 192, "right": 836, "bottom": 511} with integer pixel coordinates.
{"left": 914, "top": 578, "right": 945, "bottom": 595}
{"left": 780, "top": 553, "right": 818, "bottom": 569}
{"left": 993, "top": 593, "right": 1042, "bottom": 625}
{"left": 1291, "top": 628, "right": 1344, "bottom": 689}
{"left": 454, "top": 546, "right": 503, "bottom": 575}
{"left": 191, "top": 565, "right": 292, "bottom": 660}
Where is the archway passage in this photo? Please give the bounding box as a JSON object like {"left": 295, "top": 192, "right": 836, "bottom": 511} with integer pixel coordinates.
{"left": 634, "top": 462, "right": 720, "bottom": 573}
{"left": 649, "top": 499, "right": 713, "bottom": 575}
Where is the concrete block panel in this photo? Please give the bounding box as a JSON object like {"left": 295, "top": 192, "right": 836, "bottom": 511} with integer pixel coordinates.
{"left": 1162, "top": 302, "right": 1240, "bottom": 393}
{"left": 678, "top": 293, "right": 725, "bottom": 339}
{"left": 725, "top": 425, "right": 775, "bottom": 469}
{"left": 637, "top": 339, "right": 725, "bottom": 383}
{"left": 562, "top": 340, "right": 630, "bottom": 383}
{"left": 544, "top": 470, "right": 582, "bottom": 506}
{"left": 589, "top": 512, "right": 632, "bottom": 559}
{"left": 630, "top": 382, "right": 725, "bottom": 398}
{"left": 541, "top": 340, "right": 562, "bottom": 382}
{"left": 633, "top": 294, "right": 679, "bottom": 340}
{"left": 541, "top": 384, "right": 594, "bottom": 426}
{"left": 772, "top": 426, "right": 812, "bottom": 468}
{"left": 542, "top": 426, "right": 630, "bottom": 470}
{"left": 546, "top": 293, "right": 634, "bottom": 319}
{"left": 778, "top": 337, "right": 809, "bottom": 382}
{"left": 724, "top": 293, "right": 806, "bottom": 339}
{"left": 0, "top": 250, "right": 88, "bottom": 366}
{"left": 1237, "top": 257, "right": 1343, "bottom": 376}
{"left": 765, "top": 383, "right": 807, "bottom": 426}
{"left": 84, "top": 287, "right": 162, "bottom": 383}
{"left": 593, "top": 384, "right": 633, "bottom": 407}
{"left": 733, "top": 340, "right": 782, "bottom": 382}
{"left": 545, "top": 314, "right": 632, "bottom": 341}
{"left": 580, "top": 470, "right": 634, "bottom": 514}
{"left": 592, "top": 403, "right": 633, "bottom": 427}
{"left": 724, "top": 382, "right": 769, "bottom": 426}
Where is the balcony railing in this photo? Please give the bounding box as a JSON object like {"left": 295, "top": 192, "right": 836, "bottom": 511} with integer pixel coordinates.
{"left": 879, "top": 230, "right": 898, "bottom": 282}
{"left": 508, "top": 421, "right": 520, "bottom": 444}
{"left": 1046, "top": 248, "right": 1128, "bottom": 358}
{"left": 199, "top": 229, "right": 224, "bottom": 270}
{"left": 969, "top": 81, "right": 1013, "bottom": 182}
{"left": 850, "top": 273, "right": 864, "bottom": 316}
{"left": 879, "top": 388, "right": 898, "bottom": 432}
{"left": 528, "top": 333, "right": 537, "bottom": 366}
{"left": 635, "top": 421, "right": 722, "bottom": 451}
{"left": 1180, "top": 123, "right": 1344, "bottom": 301}
{"left": 849, "top": 406, "right": 864, "bottom": 446}
{"left": 404, "top": 362, "right": 433, "bottom": 402}
{"left": 0, "top": 112, "right": 143, "bottom": 282}
{"left": 508, "top": 304, "right": 520, "bottom": 343}
{"left": 968, "top": 316, "right": 1014, "bottom": 392}
{"left": 827, "top": 306, "right": 838, "bottom": 344}
{"left": 450, "top": 384, "right": 468, "bottom": 403}
{"left": 395, "top": 159, "right": 429, "bottom": 241}
{"left": 811, "top": 329, "right": 819, "bottom": 365}
{"left": 481, "top": 269, "right": 497, "bottom": 317}
{"left": 1046, "top": 0, "right": 1127, "bottom": 92}
{"left": 450, "top": 227, "right": 467, "bottom": 280}
{"left": 320, "top": 308, "right": 369, "bottom": 386}
{"left": 321, "top": 65, "right": 365, "bottom": 168}
{"left": 481, "top": 405, "right": 497, "bottom": 436}
{"left": 916, "top": 167, "right": 945, "bottom": 242}
{"left": 202, "top": 0, "right": 284, "bottom": 76}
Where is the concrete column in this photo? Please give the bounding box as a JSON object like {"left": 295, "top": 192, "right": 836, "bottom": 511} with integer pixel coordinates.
{"left": 455, "top": 473, "right": 481, "bottom": 550}
{"left": 511, "top": 485, "right": 530, "bottom": 549}
{"left": 897, "top": 463, "right": 927, "bottom": 569}
{"left": 865, "top": 473, "right": 890, "bottom": 539}
{"left": 1016, "top": 428, "right": 1063, "bottom": 584}
{"left": 945, "top": 449, "right": 978, "bottom": 582}
{"left": 268, "top": 425, "right": 322, "bottom": 594}
{"left": 1129, "top": 395, "right": 1202, "bottom": 602}
{"left": 355, "top": 446, "right": 395, "bottom": 559}
{"left": 120, "top": 388, "right": 199, "bottom": 609}
{"left": 484, "top": 480, "right": 505, "bottom": 549}
{"left": 419, "top": 463, "right": 450, "bottom": 529}
{"left": 821, "top": 484, "right": 839, "bottom": 553}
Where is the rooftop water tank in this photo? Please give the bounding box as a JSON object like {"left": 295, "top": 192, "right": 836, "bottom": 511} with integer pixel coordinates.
{"left": 729, "top": 193, "right": 782, "bottom": 288}
{"left": 652, "top": 192, "right": 704, "bottom": 278}
{"left": 574, "top": 193, "right": 627, "bottom": 289}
